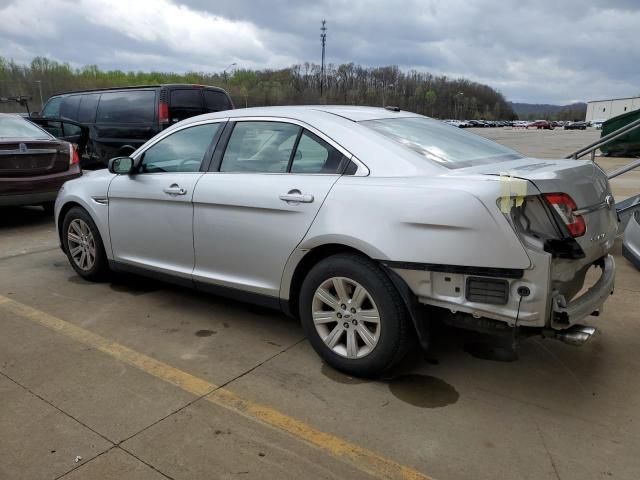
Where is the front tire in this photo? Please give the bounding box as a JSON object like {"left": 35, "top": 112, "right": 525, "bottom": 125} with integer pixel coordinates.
{"left": 299, "top": 254, "right": 413, "bottom": 378}
{"left": 62, "top": 206, "right": 109, "bottom": 281}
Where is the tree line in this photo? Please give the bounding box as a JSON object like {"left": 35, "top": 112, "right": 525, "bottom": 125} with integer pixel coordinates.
{"left": 0, "top": 57, "right": 515, "bottom": 120}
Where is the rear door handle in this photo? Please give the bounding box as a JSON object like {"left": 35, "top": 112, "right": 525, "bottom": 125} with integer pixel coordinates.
{"left": 279, "top": 189, "right": 314, "bottom": 204}
{"left": 163, "top": 184, "right": 187, "bottom": 195}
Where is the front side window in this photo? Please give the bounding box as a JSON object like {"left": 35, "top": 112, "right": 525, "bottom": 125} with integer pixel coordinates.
{"left": 140, "top": 123, "right": 220, "bottom": 173}
{"left": 60, "top": 95, "right": 81, "bottom": 120}
{"left": 220, "top": 122, "right": 300, "bottom": 173}
{"left": 96, "top": 91, "right": 156, "bottom": 124}
{"left": 290, "top": 131, "right": 347, "bottom": 174}
{"left": 41, "top": 97, "right": 62, "bottom": 118}
{"left": 361, "top": 116, "right": 522, "bottom": 168}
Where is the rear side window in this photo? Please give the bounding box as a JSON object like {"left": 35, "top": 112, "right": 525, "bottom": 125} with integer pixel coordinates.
{"left": 204, "top": 90, "right": 231, "bottom": 111}
{"left": 77, "top": 94, "right": 100, "bottom": 123}
{"left": 41, "top": 97, "right": 62, "bottom": 118}
{"left": 60, "top": 95, "right": 81, "bottom": 120}
{"left": 96, "top": 91, "right": 156, "bottom": 123}
{"left": 291, "top": 131, "right": 348, "bottom": 174}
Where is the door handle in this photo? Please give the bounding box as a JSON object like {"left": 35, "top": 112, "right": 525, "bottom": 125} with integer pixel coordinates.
{"left": 279, "top": 189, "right": 314, "bottom": 204}
{"left": 163, "top": 184, "right": 187, "bottom": 195}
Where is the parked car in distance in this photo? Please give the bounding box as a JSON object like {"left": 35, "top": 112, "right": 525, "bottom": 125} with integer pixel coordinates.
{"left": 527, "top": 120, "right": 555, "bottom": 130}
{"left": 466, "top": 120, "right": 488, "bottom": 128}
{"left": 33, "top": 84, "right": 234, "bottom": 168}
{"left": 0, "top": 113, "right": 81, "bottom": 212}
{"left": 564, "top": 121, "right": 588, "bottom": 130}
{"left": 55, "top": 106, "right": 617, "bottom": 377}
{"left": 443, "top": 119, "right": 469, "bottom": 128}
{"left": 591, "top": 120, "right": 605, "bottom": 130}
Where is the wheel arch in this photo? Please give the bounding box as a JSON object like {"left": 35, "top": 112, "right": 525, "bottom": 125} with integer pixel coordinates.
{"left": 282, "top": 241, "right": 429, "bottom": 350}
{"left": 282, "top": 243, "right": 367, "bottom": 319}
{"left": 57, "top": 201, "right": 84, "bottom": 251}
{"left": 57, "top": 198, "right": 112, "bottom": 259}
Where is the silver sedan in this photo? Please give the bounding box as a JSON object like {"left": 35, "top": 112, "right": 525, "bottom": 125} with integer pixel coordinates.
{"left": 55, "top": 106, "right": 618, "bottom": 377}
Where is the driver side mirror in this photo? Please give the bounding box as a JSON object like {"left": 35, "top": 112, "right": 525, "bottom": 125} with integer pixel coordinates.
{"left": 108, "top": 156, "right": 136, "bottom": 175}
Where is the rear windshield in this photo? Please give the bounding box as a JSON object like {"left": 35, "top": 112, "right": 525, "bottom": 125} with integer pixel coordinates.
{"left": 204, "top": 90, "right": 232, "bottom": 111}
{"left": 0, "top": 116, "right": 53, "bottom": 139}
{"left": 361, "top": 117, "right": 522, "bottom": 168}
{"left": 96, "top": 91, "right": 156, "bottom": 123}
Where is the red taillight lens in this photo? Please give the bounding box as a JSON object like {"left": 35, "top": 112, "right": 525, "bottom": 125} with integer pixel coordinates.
{"left": 159, "top": 102, "right": 169, "bottom": 123}
{"left": 544, "top": 193, "right": 586, "bottom": 238}
{"left": 69, "top": 144, "right": 80, "bottom": 166}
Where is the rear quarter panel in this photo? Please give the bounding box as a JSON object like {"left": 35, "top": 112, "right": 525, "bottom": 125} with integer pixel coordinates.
{"left": 298, "top": 175, "right": 532, "bottom": 269}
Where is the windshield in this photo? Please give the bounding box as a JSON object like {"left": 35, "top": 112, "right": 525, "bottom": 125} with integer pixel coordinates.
{"left": 0, "top": 115, "right": 53, "bottom": 139}
{"left": 361, "top": 116, "right": 522, "bottom": 168}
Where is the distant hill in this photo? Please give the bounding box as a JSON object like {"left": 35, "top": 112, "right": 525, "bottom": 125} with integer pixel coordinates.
{"left": 509, "top": 102, "right": 587, "bottom": 121}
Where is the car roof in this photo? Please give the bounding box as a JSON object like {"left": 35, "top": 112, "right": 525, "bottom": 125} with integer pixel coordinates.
{"left": 49, "top": 84, "right": 229, "bottom": 97}
{"left": 165, "top": 106, "right": 439, "bottom": 177}
{"left": 180, "top": 105, "right": 421, "bottom": 123}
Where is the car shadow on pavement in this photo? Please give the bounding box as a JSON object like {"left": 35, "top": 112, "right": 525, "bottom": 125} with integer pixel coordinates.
{"left": 0, "top": 206, "right": 52, "bottom": 229}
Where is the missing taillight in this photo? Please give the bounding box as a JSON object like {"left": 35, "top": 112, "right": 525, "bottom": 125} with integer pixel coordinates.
{"left": 544, "top": 193, "right": 586, "bottom": 238}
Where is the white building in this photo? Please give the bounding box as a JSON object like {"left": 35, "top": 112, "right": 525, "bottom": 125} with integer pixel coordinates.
{"left": 586, "top": 96, "right": 640, "bottom": 122}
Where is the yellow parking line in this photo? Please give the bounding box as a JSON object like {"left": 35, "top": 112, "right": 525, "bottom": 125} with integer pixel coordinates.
{"left": 0, "top": 295, "right": 434, "bottom": 480}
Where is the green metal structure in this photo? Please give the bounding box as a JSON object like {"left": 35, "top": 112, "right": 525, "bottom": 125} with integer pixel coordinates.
{"left": 601, "top": 109, "right": 640, "bottom": 156}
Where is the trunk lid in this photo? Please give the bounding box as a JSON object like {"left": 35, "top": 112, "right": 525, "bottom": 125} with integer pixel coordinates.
{"left": 466, "top": 158, "right": 618, "bottom": 260}
{"left": 0, "top": 139, "right": 69, "bottom": 177}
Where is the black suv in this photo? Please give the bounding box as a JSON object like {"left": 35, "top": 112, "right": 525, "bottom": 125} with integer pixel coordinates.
{"left": 33, "top": 84, "right": 234, "bottom": 167}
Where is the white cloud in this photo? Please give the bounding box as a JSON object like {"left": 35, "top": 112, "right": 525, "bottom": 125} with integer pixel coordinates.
{"left": 1, "top": 0, "right": 639, "bottom": 103}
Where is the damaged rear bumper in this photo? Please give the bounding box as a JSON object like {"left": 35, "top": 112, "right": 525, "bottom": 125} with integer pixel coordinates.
{"left": 551, "top": 255, "right": 615, "bottom": 328}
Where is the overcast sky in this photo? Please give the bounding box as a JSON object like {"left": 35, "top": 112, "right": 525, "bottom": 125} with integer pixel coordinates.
{"left": 1, "top": 0, "right": 638, "bottom": 104}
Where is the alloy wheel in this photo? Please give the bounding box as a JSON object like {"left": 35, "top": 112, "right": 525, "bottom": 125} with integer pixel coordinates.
{"left": 312, "top": 277, "right": 381, "bottom": 359}
{"left": 67, "top": 218, "right": 96, "bottom": 271}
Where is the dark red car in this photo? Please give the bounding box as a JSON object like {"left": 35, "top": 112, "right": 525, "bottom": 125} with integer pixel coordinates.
{"left": 0, "top": 114, "right": 81, "bottom": 213}
{"left": 527, "top": 120, "right": 555, "bottom": 130}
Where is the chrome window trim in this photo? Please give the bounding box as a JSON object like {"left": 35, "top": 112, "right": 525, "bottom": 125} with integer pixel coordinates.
{"left": 228, "top": 116, "right": 370, "bottom": 176}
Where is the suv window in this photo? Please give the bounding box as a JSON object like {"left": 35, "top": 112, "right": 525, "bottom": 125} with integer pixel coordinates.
{"left": 204, "top": 90, "right": 231, "bottom": 111}
{"left": 96, "top": 90, "right": 156, "bottom": 123}
{"left": 220, "top": 122, "right": 301, "bottom": 173}
{"left": 290, "top": 130, "right": 347, "bottom": 174}
{"left": 140, "top": 123, "right": 220, "bottom": 173}
{"left": 77, "top": 94, "right": 100, "bottom": 123}
{"left": 41, "top": 97, "right": 62, "bottom": 118}
{"left": 60, "top": 95, "right": 81, "bottom": 120}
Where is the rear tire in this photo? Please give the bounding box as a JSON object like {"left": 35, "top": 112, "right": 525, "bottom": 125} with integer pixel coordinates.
{"left": 62, "top": 206, "right": 109, "bottom": 281}
{"left": 299, "top": 253, "right": 412, "bottom": 378}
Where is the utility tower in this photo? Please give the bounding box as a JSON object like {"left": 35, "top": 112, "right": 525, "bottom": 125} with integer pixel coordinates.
{"left": 320, "top": 20, "right": 327, "bottom": 97}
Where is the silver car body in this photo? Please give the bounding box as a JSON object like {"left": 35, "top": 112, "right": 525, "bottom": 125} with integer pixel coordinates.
{"left": 55, "top": 106, "right": 618, "bottom": 332}
{"left": 623, "top": 211, "right": 640, "bottom": 269}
